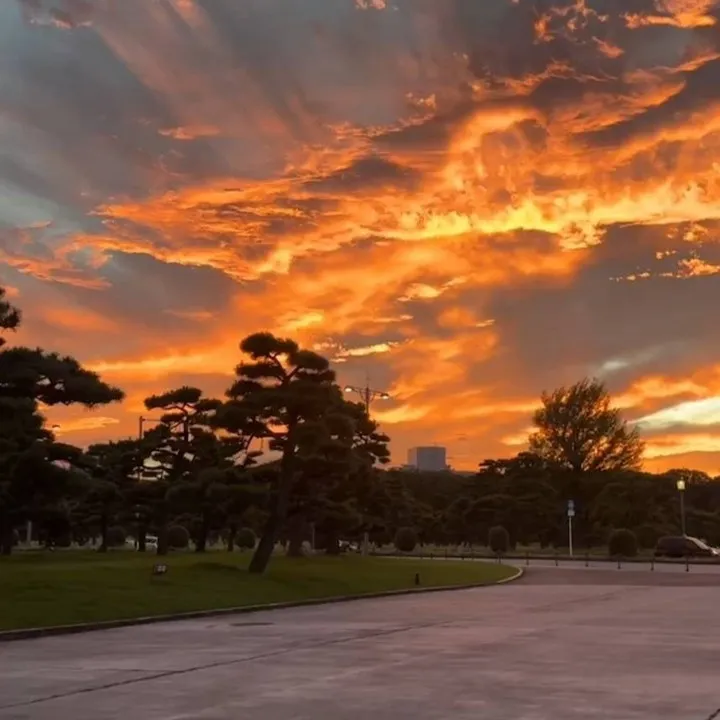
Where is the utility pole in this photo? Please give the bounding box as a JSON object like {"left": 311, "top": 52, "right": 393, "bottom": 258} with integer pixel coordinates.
{"left": 137, "top": 415, "right": 163, "bottom": 479}
{"left": 343, "top": 382, "right": 391, "bottom": 414}
{"left": 344, "top": 378, "right": 389, "bottom": 556}
{"left": 138, "top": 415, "right": 165, "bottom": 441}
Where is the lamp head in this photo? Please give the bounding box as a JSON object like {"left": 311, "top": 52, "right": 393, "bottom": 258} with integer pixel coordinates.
{"left": 677, "top": 479, "right": 686, "bottom": 491}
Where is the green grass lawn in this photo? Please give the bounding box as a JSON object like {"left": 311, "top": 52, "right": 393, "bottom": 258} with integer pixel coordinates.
{"left": 0, "top": 551, "right": 517, "bottom": 632}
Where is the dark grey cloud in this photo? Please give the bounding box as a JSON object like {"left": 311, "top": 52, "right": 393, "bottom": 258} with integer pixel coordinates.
{"left": 482, "top": 223, "right": 720, "bottom": 398}
{"left": 305, "top": 156, "right": 421, "bottom": 194}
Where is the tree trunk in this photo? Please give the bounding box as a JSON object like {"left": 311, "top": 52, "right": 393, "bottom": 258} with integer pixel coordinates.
{"left": 98, "top": 513, "right": 108, "bottom": 553}
{"left": 195, "top": 515, "right": 208, "bottom": 553}
{"left": 285, "top": 515, "right": 305, "bottom": 557}
{"left": 226, "top": 523, "right": 237, "bottom": 553}
{"left": 249, "top": 448, "right": 295, "bottom": 574}
{"left": 155, "top": 502, "right": 169, "bottom": 555}
{"left": 325, "top": 531, "right": 341, "bottom": 556}
{"left": 249, "top": 514, "right": 280, "bottom": 573}
{"left": 0, "top": 514, "right": 13, "bottom": 556}
{"left": 138, "top": 524, "right": 147, "bottom": 553}
{"left": 156, "top": 523, "right": 169, "bottom": 556}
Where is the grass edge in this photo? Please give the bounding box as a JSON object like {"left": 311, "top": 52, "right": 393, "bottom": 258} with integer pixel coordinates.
{"left": 0, "top": 564, "right": 523, "bottom": 644}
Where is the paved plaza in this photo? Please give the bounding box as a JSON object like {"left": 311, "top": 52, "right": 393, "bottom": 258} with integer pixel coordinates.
{"left": 1, "top": 565, "right": 719, "bottom": 719}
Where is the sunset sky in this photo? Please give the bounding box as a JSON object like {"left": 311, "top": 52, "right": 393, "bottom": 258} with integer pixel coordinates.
{"left": 3, "top": 0, "right": 720, "bottom": 473}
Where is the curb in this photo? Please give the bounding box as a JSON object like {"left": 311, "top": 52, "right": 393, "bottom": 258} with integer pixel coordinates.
{"left": 373, "top": 552, "right": 720, "bottom": 566}
{"left": 494, "top": 566, "right": 524, "bottom": 584}
{"left": 0, "top": 565, "right": 523, "bottom": 644}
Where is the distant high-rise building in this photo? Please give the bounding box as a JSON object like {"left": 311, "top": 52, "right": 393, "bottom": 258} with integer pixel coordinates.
{"left": 407, "top": 446, "right": 447, "bottom": 472}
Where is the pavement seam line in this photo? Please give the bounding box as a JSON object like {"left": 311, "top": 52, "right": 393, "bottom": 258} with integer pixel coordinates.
{"left": 0, "top": 613, "right": 495, "bottom": 710}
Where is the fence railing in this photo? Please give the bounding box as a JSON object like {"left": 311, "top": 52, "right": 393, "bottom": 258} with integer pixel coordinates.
{"left": 369, "top": 548, "right": 720, "bottom": 570}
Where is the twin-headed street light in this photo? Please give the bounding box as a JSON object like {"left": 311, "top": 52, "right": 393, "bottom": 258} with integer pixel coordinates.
{"left": 343, "top": 384, "right": 391, "bottom": 414}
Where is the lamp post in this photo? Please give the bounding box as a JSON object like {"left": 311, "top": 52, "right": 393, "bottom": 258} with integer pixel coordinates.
{"left": 677, "top": 479, "right": 687, "bottom": 536}
{"left": 344, "top": 382, "right": 389, "bottom": 556}
{"left": 136, "top": 416, "right": 165, "bottom": 481}
{"left": 343, "top": 384, "right": 391, "bottom": 414}
{"left": 138, "top": 415, "right": 164, "bottom": 441}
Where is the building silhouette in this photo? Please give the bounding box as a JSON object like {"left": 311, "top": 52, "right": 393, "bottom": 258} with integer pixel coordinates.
{"left": 407, "top": 446, "right": 447, "bottom": 472}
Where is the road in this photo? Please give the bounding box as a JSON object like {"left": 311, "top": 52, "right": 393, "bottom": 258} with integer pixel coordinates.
{"left": 1, "top": 566, "right": 719, "bottom": 719}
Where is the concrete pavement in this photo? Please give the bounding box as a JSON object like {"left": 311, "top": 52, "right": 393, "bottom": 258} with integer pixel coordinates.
{"left": 1, "top": 566, "right": 719, "bottom": 719}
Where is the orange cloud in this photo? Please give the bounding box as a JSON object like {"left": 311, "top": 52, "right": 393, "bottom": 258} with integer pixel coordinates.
{"left": 7, "top": 1, "right": 720, "bottom": 473}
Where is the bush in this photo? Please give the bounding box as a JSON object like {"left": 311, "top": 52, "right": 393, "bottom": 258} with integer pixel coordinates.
{"left": 54, "top": 532, "right": 73, "bottom": 548}
{"left": 236, "top": 528, "right": 256, "bottom": 550}
{"left": 488, "top": 526, "right": 510, "bottom": 555}
{"left": 167, "top": 524, "right": 190, "bottom": 549}
{"left": 635, "top": 525, "right": 660, "bottom": 550}
{"left": 106, "top": 526, "right": 126, "bottom": 548}
{"left": 608, "top": 528, "right": 638, "bottom": 557}
{"left": 394, "top": 527, "right": 418, "bottom": 553}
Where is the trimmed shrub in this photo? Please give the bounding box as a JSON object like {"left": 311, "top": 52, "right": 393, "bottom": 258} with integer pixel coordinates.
{"left": 635, "top": 524, "right": 660, "bottom": 550}
{"left": 394, "top": 527, "right": 418, "bottom": 553}
{"left": 488, "top": 526, "right": 510, "bottom": 555}
{"left": 106, "top": 526, "right": 126, "bottom": 548}
{"left": 608, "top": 528, "right": 638, "bottom": 558}
{"left": 167, "top": 524, "right": 190, "bottom": 550}
{"left": 236, "top": 528, "right": 256, "bottom": 550}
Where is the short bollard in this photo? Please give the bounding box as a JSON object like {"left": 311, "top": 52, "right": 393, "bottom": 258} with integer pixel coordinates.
{"left": 686, "top": 556, "right": 690, "bottom": 572}
{"left": 496, "top": 553, "right": 501, "bottom": 564}
{"left": 554, "top": 554, "right": 559, "bottom": 567}
{"left": 585, "top": 552, "right": 589, "bottom": 568}
{"left": 651, "top": 556, "right": 655, "bottom": 571}
{"left": 414, "top": 572, "right": 420, "bottom": 586}
{"left": 617, "top": 556, "right": 621, "bottom": 569}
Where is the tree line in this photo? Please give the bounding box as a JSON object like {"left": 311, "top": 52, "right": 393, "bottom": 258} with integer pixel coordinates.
{"left": 2, "top": 285, "right": 717, "bottom": 572}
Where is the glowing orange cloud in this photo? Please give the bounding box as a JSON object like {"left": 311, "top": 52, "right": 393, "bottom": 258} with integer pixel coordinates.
{"left": 7, "top": 0, "right": 720, "bottom": 473}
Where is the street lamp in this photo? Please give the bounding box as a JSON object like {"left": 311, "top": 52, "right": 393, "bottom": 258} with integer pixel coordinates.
{"left": 138, "top": 415, "right": 163, "bottom": 441}
{"left": 677, "top": 479, "right": 687, "bottom": 536}
{"left": 343, "top": 384, "right": 391, "bottom": 413}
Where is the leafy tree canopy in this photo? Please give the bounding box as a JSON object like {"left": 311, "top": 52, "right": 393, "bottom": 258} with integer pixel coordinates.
{"left": 529, "top": 378, "right": 643, "bottom": 473}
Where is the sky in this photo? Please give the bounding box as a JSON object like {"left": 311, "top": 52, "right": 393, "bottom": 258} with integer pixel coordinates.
{"left": 3, "top": 0, "right": 720, "bottom": 474}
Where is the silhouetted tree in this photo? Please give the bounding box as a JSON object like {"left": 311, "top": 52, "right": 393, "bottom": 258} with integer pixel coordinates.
{"left": 529, "top": 378, "right": 643, "bottom": 473}
{"left": 0, "top": 286, "right": 123, "bottom": 554}
{"left": 219, "top": 333, "right": 338, "bottom": 573}
{"left": 143, "top": 386, "right": 254, "bottom": 553}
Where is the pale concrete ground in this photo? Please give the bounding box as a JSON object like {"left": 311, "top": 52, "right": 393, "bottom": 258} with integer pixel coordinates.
{"left": 1, "top": 566, "right": 719, "bottom": 720}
